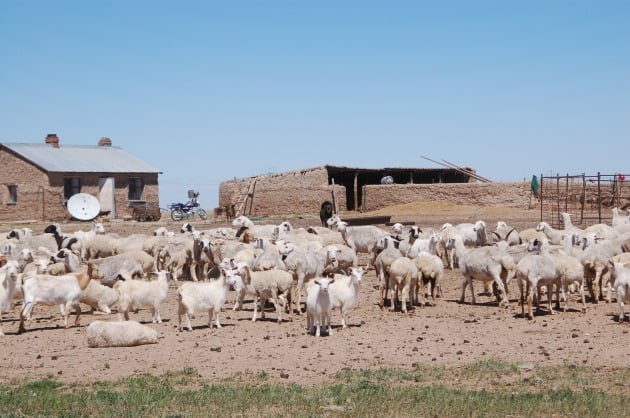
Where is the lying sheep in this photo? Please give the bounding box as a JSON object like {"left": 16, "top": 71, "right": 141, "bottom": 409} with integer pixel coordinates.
{"left": 86, "top": 320, "right": 159, "bottom": 347}
{"left": 306, "top": 277, "right": 335, "bottom": 337}
{"left": 177, "top": 271, "right": 238, "bottom": 330}
{"left": 114, "top": 271, "right": 172, "bottom": 323}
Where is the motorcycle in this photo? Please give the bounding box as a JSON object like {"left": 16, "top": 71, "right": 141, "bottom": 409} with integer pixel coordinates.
{"left": 168, "top": 190, "right": 208, "bottom": 221}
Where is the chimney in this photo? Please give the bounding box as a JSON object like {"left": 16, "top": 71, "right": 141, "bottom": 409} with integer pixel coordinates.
{"left": 98, "top": 137, "right": 112, "bottom": 147}
{"left": 44, "top": 134, "right": 59, "bottom": 148}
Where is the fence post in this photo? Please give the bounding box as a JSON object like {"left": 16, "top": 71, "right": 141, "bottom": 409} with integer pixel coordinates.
{"left": 597, "top": 172, "right": 602, "bottom": 224}
{"left": 581, "top": 173, "right": 585, "bottom": 223}
{"left": 539, "top": 173, "right": 544, "bottom": 222}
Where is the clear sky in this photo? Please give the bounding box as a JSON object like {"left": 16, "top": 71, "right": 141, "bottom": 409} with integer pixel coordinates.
{"left": 1, "top": 1, "right": 628, "bottom": 209}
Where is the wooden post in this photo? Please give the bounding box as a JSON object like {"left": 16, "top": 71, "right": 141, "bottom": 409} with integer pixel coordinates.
{"left": 597, "top": 172, "right": 602, "bottom": 224}
{"left": 539, "top": 174, "right": 543, "bottom": 222}
{"left": 331, "top": 178, "right": 338, "bottom": 214}
{"left": 353, "top": 171, "right": 358, "bottom": 212}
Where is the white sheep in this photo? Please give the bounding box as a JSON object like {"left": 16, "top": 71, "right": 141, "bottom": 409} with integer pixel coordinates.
{"left": 251, "top": 238, "right": 286, "bottom": 272}
{"left": 86, "top": 320, "right": 159, "bottom": 347}
{"left": 319, "top": 244, "right": 357, "bottom": 276}
{"left": 227, "top": 265, "right": 294, "bottom": 323}
{"left": 279, "top": 241, "right": 323, "bottom": 314}
{"left": 91, "top": 254, "right": 145, "bottom": 286}
{"left": 610, "top": 261, "right": 630, "bottom": 322}
{"left": 328, "top": 267, "right": 364, "bottom": 328}
{"left": 516, "top": 239, "right": 558, "bottom": 319}
{"left": 306, "top": 277, "right": 335, "bottom": 337}
{"left": 18, "top": 263, "right": 100, "bottom": 333}
{"left": 455, "top": 220, "right": 488, "bottom": 247}
{"left": 580, "top": 237, "right": 627, "bottom": 303}
{"left": 114, "top": 271, "right": 172, "bottom": 323}
{"left": 448, "top": 235, "right": 516, "bottom": 307}
{"left": 406, "top": 232, "right": 441, "bottom": 258}
{"left": 327, "top": 217, "right": 389, "bottom": 268}
{"left": 413, "top": 252, "right": 444, "bottom": 302}
{"left": 177, "top": 272, "right": 239, "bottom": 330}
{"left": 387, "top": 256, "right": 419, "bottom": 313}
{"left": 491, "top": 221, "right": 521, "bottom": 246}
{"left": 374, "top": 240, "right": 403, "bottom": 308}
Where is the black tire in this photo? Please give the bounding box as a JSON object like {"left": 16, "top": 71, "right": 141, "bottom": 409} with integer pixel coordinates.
{"left": 197, "top": 208, "right": 208, "bottom": 220}
{"left": 171, "top": 208, "right": 185, "bottom": 221}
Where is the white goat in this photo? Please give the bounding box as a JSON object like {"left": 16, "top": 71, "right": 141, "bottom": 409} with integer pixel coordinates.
{"left": 328, "top": 267, "right": 364, "bottom": 328}
{"left": 306, "top": 277, "right": 335, "bottom": 337}
{"left": 177, "top": 272, "right": 238, "bottom": 330}
{"left": 0, "top": 258, "right": 19, "bottom": 336}
{"left": 610, "top": 262, "right": 630, "bottom": 322}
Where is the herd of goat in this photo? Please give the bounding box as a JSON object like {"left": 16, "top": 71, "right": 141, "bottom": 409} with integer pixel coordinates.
{"left": 1, "top": 207, "right": 630, "bottom": 339}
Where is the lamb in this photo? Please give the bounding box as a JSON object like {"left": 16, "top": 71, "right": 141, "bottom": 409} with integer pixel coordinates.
{"left": 86, "top": 320, "right": 159, "bottom": 347}
{"left": 279, "top": 241, "right": 323, "bottom": 314}
{"left": 609, "top": 262, "right": 630, "bottom": 322}
{"left": 305, "top": 277, "right": 335, "bottom": 337}
{"left": 327, "top": 216, "right": 389, "bottom": 268}
{"left": 0, "top": 258, "right": 19, "bottom": 336}
{"left": 516, "top": 239, "right": 558, "bottom": 320}
{"left": 226, "top": 265, "right": 294, "bottom": 323}
{"left": 387, "top": 256, "right": 419, "bottom": 313}
{"left": 328, "top": 267, "right": 364, "bottom": 328}
{"left": 18, "top": 263, "right": 100, "bottom": 333}
{"left": 114, "top": 271, "right": 172, "bottom": 323}
{"left": 177, "top": 271, "right": 239, "bottom": 330}
{"left": 448, "top": 235, "right": 516, "bottom": 307}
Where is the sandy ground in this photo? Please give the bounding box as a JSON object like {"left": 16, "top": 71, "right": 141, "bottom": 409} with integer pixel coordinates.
{"left": 1, "top": 202, "right": 629, "bottom": 385}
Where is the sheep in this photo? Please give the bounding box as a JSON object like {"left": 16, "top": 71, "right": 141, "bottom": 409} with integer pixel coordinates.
{"left": 536, "top": 222, "right": 569, "bottom": 245}
{"left": 279, "top": 241, "right": 323, "bottom": 314}
{"left": 413, "top": 252, "right": 444, "bottom": 302}
{"left": 153, "top": 226, "right": 171, "bottom": 237}
{"left": 518, "top": 227, "right": 547, "bottom": 244}
{"left": 18, "top": 263, "right": 100, "bottom": 333}
{"left": 226, "top": 265, "right": 294, "bottom": 323}
{"left": 328, "top": 267, "right": 364, "bottom": 328}
{"left": 59, "top": 250, "right": 119, "bottom": 314}
{"left": 327, "top": 217, "right": 389, "bottom": 268}
{"left": 0, "top": 258, "right": 19, "bottom": 336}
{"left": 612, "top": 207, "right": 630, "bottom": 228}
{"left": 252, "top": 238, "right": 286, "bottom": 272}
{"left": 319, "top": 244, "right": 357, "bottom": 276}
{"left": 491, "top": 221, "right": 521, "bottom": 246}
{"left": 190, "top": 236, "right": 214, "bottom": 281}
{"left": 43, "top": 223, "right": 80, "bottom": 252}
{"left": 609, "top": 262, "right": 630, "bottom": 322}
{"left": 305, "top": 277, "right": 335, "bottom": 337}
{"left": 114, "top": 271, "right": 172, "bottom": 323}
{"left": 177, "top": 271, "right": 239, "bottom": 330}
{"left": 82, "top": 234, "right": 117, "bottom": 260}
{"left": 406, "top": 233, "right": 441, "bottom": 258}
{"left": 455, "top": 220, "right": 488, "bottom": 247}
{"left": 156, "top": 242, "right": 194, "bottom": 281}
{"left": 86, "top": 320, "right": 159, "bottom": 347}
{"left": 552, "top": 253, "right": 586, "bottom": 313}
{"left": 374, "top": 239, "right": 403, "bottom": 308}
{"left": 580, "top": 237, "right": 627, "bottom": 303}
{"left": 397, "top": 226, "right": 421, "bottom": 257}
{"left": 516, "top": 239, "right": 558, "bottom": 320}
{"left": 439, "top": 223, "right": 462, "bottom": 269}
{"left": 387, "top": 256, "right": 419, "bottom": 313}
{"left": 91, "top": 254, "right": 145, "bottom": 286}
{"left": 448, "top": 235, "right": 516, "bottom": 307}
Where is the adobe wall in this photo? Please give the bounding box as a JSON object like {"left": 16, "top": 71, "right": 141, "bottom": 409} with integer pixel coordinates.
{"left": 219, "top": 168, "right": 347, "bottom": 217}
{"left": 362, "top": 182, "right": 531, "bottom": 211}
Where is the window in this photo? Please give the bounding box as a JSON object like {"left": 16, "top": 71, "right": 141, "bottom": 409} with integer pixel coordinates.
{"left": 128, "top": 178, "right": 144, "bottom": 201}
{"left": 64, "top": 178, "right": 81, "bottom": 200}
{"left": 7, "top": 185, "right": 17, "bottom": 204}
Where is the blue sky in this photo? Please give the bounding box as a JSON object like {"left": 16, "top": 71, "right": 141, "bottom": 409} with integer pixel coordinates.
{"left": 1, "top": 1, "right": 628, "bottom": 209}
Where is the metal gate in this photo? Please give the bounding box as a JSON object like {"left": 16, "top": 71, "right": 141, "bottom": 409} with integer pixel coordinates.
{"left": 539, "top": 173, "right": 630, "bottom": 228}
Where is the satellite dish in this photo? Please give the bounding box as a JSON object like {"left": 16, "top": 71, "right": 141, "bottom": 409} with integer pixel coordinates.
{"left": 67, "top": 193, "right": 101, "bottom": 221}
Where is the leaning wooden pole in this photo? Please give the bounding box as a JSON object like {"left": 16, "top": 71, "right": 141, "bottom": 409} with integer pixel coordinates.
{"left": 441, "top": 159, "right": 493, "bottom": 183}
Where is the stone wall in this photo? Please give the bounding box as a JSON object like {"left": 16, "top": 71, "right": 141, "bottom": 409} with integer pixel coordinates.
{"left": 362, "top": 182, "right": 532, "bottom": 211}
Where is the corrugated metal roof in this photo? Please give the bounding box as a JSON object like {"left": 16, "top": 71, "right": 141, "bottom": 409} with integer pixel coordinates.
{"left": 1, "top": 143, "right": 160, "bottom": 173}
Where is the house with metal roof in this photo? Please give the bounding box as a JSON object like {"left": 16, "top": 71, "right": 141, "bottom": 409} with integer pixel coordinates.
{"left": 0, "top": 134, "right": 160, "bottom": 222}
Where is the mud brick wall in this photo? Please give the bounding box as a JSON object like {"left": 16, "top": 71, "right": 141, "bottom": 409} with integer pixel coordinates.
{"left": 362, "top": 182, "right": 531, "bottom": 211}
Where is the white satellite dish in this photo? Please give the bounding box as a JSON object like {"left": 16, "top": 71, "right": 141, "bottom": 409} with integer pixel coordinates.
{"left": 67, "top": 193, "right": 101, "bottom": 221}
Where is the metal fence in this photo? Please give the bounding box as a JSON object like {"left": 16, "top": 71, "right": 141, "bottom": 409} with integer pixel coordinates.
{"left": 538, "top": 173, "right": 630, "bottom": 228}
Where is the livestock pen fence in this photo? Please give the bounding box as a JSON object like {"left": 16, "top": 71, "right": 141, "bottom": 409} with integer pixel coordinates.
{"left": 538, "top": 173, "right": 630, "bottom": 228}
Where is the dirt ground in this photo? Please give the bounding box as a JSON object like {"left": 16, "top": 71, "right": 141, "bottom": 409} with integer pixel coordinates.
{"left": 1, "top": 201, "right": 629, "bottom": 386}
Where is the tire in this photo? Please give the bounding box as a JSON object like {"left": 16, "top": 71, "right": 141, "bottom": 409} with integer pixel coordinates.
{"left": 171, "top": 209, "right": 185, "bottom": 221}
{"left": 197, "top": 208, "right": 208, "bottom": 220}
